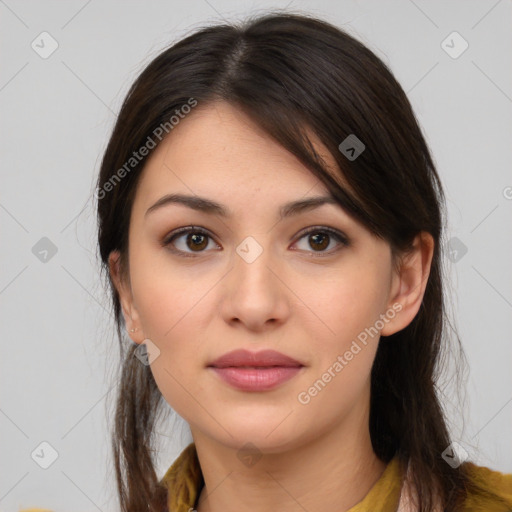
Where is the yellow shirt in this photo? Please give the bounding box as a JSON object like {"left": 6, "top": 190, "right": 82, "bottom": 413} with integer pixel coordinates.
{"left": 160, "top": 443, "right": 512, "bottom": 512}
{"left": 19, "top": 442, "right": 512, "bottom": 512}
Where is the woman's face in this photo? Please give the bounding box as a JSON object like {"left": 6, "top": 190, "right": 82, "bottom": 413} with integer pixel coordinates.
{"left": 110, "top": 101, "right": 408, "bottom": 454}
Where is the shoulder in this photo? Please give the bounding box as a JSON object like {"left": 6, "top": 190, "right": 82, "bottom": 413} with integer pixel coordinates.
{"left": 461, "top": 461, "right": 512, "bottom": 511}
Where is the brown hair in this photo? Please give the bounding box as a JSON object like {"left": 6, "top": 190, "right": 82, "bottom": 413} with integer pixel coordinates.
{"left": 96, "top": 12, "right": 505, "bottom": 512}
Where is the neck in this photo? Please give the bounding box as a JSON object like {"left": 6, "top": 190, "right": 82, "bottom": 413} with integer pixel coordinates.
{"left": 192, "top": 411, "right": 387, "bottom": 512}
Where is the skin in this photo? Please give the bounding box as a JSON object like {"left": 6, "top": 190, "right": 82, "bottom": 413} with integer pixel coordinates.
{"left": 109, "top": 101, "right": 434, "bottom": 512}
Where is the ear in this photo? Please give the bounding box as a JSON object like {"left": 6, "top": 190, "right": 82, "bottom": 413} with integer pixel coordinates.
{"left": 381, "top": 232, "right": 435, "bottom": 336}
{"left": 108, "top": 250, "right": 144, "bottom": 344}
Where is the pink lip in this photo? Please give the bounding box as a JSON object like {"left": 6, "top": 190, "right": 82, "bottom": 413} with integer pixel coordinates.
{"left": 208, "top": 349, "right": 303, "bottom": 368}
{"left": 207, "top": 349, "right": 304, "bottom": 391}
{"left": 210, "top": 367, "right": 303, "bottom": 391}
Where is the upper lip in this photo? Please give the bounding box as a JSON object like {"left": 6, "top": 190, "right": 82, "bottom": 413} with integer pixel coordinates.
{"left": 208, "top": 349, "right": 303, "bottom": 368}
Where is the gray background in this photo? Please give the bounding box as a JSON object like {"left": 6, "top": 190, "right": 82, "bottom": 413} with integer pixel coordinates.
{"left": 1, "top": 0, "right": 511, "bottom": 510}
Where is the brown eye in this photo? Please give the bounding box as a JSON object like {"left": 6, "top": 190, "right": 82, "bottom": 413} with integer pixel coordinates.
{"left": 163, "top": 225, "right": 349, "bottom": 258}
{"left": 308, "top": 232, "right": 330, "bottom": 251}
{"left": 163, "top": 227, "right": 219, "bottom": 257}
{"left": 186, "top": 232, "right": 208, "bottom": 251}
{"left": 293, "top": 227, "right": 349, "bottom": 256}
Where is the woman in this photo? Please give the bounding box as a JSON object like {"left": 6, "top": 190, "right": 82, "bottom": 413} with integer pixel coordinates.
{"left": 49, "top": 11, "right": 511, "bottom": 512}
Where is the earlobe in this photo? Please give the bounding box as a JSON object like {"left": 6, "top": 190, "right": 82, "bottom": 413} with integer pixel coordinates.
{"left": 108, "top": 250, "right": 143, "bottom": 344}
{"left": 381, "top": 232, "right": 435, "bottom": 337}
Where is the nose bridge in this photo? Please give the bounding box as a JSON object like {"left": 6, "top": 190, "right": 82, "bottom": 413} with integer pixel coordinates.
{"left": 233, "top": 233, "right": 277, "bottom": 290}
{"left": 235, "top": 234, "right": 267, "bottom": 266}
{"left": 222, "top": 232, "right": 289, "bottom": 328}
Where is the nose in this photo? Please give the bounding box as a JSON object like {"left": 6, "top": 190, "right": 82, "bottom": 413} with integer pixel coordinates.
{"left": 219, "top": 237, "right": 291, "bottom": 333}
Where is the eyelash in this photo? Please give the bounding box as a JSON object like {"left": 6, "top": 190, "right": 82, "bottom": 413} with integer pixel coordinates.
{"left": 161, "top": 225, "right": 349, "bottom": 258}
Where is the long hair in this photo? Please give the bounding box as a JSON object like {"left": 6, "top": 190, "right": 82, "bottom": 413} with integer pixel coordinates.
{"left": 96, "top": 12, "right": 504, "bottom": 512}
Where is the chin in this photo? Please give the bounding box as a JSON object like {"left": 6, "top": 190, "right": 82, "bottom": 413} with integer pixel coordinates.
{"left": 205, "top": 415, "right": 308, "bottom": 454}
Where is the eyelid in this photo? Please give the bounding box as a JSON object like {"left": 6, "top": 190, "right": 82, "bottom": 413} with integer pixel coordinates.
{"left": 295, "top": 225, "right": 349, "bottom": 246}
{"left": 161, "top": 224, "right": 350, "bottom": 257}
{"left": 161, "top": 225, "right": 219, "bottom": 257}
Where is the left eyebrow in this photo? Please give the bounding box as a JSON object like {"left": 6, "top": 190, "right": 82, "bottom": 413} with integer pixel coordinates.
{"left": 144, "top": 193, "right": 341, "bottom": 219}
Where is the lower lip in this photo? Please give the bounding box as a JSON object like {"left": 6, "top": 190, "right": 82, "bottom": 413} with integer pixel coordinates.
{"left": 209, "top": 366, "right": 303, "bottom": 391}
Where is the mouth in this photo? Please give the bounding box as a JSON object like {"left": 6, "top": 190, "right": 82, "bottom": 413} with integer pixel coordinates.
{"left": 209, "top": 364, "right": 302, "bottom": 369}
{"left": 207, "top": 349, "right": 305, "bottom": 391}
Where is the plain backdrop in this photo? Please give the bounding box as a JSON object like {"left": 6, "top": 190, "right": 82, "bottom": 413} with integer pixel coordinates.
{"left": 1, "top": 0, "right": 511, "bottom": 510}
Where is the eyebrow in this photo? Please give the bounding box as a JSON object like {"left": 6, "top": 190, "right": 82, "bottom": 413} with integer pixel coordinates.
{"left": 144, "top": 193, "right": 341, "bottom": 219}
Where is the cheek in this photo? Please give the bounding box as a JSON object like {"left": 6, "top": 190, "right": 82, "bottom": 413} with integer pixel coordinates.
{"left": 129, "top": 243, "right": 216, "bottom": 339}
{"left": 127, "top": 251, "right": 217, "bottom": 404}
{"left": 292, "top": 262, "right": 389, "bottom": 404}
{"left": 298, "top": 261, "right": 389, "bottom": 349}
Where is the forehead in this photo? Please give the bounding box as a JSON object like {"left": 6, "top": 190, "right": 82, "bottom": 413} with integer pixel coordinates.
{"left": 133, "top": 102, "right": 341, "bottom": 209}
